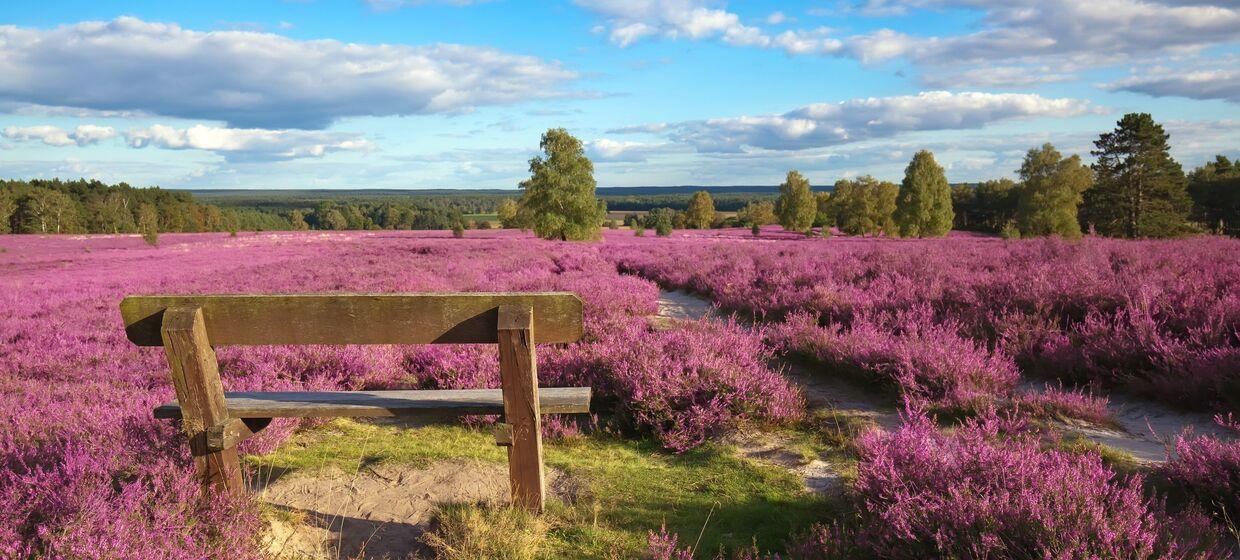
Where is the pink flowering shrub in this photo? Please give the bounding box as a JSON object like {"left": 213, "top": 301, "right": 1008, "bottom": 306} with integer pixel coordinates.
{"left": 0, "top": 230, "right": 796, "bottom": 555}
{"left": 606, "top": 232, "right": 1240, "bottom": 412}
{"left": 845, "top": 413, "right": 1226, "bottom": 559}
{"left": 767, "top": 310, "right": 1018, "bottom": 414}
{"left": 1161, "top": 415, "right": 1240, "bottom": 526}
{"left": 552, "top": 318, "right": 803, "bottom": 451}
{"left": 1014, "top": 383, "right": 1114, "bottom": 426}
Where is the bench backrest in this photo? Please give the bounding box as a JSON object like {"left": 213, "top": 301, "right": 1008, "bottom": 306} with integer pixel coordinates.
{"left": 120, "top": 292, "right": 583, "bottom": 346}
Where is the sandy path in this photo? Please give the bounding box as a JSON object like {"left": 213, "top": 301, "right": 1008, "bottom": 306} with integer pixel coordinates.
{"left": 1047, "top": 387, "right": 1234, "bottom": 464}
{"left": 654, "top": 289, "right": 1234, "bottom": 468}
{"left": 654, "top": 290, "right": 897, "bottom": 493}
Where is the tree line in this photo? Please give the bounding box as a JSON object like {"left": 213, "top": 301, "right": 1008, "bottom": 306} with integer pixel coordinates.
{"left": 3, "top": 114, "right": 1235, "bottom": 241}
{"left": 575, "top": 113, "right": 1234, "bottom": 240}
{"left": 0, "top": 178, "right": 285, "bottom": 236}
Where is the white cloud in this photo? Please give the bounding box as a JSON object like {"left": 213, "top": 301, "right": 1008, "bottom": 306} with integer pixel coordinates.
{"left": 572, "top": 0, "right": 842, "bottom": 56}
{"left": 124, "top": 124, "right": 374, "bottom": 162}
{"left": 921, "top": 66, "right": 1079, "bottom": 88}
{"left": 607, "top": 123, "right": 670, "bottom": 134}
{"left": 1106, "top": 66, "right": 1239, "bottom": 103}
{"left": 845, "top": 0, "right": 1239, "bottom": 67}
{"left": 653, "top": 91, "right": 1097, "bottom": 152}
{"left": 587, "top": 138, "right": 678, "bottom": 162}
{"left": 2, "top": 124, "right": 117, "bottom": 146}
{"left": 0, "top": 17, "right": 582, "bottom": 129}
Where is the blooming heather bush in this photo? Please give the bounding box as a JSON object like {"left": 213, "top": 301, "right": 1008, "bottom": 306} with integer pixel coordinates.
{"left": 552, "top": 318, "right": 803, "bottom": 451}
{"left": 0, "top": 230, "right": 794, "bottom": 555}
{"left": 1161, "top": 415, "right": 1240, "bottom": 526}
{"left": 845, "top": 413, "right": 1226, "bottom": 559}
{"left": 1014, "top": 383, "right": 1114, "bottom": 426}
{"left": 767, "top": 310, "right": 1018, "bottom": 414}
{"left": 605, "top": 231, "right": 1240, "bottom": 412}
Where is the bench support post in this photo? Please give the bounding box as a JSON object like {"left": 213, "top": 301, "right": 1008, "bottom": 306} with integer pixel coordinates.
{"left": 498, "top": 305, "right": 544, "bottom": 512}
{"left": 160, "top": 306, "right": 244, "bottom": 494}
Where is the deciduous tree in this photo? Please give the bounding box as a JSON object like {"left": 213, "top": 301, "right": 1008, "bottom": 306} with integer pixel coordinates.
{"left": 1015, "top": 143, "right": 1091, "bottom": 239}
{"left": 738, "top": 200, "right": 776, "bottom": 226}
{"left": 289, "top": 210, "right": 309, "bottom": 231}
{"left": 684, "top": 191, "right": 716, "bottom": 229}
{"left": 496, "top": 198, "right": 522, "bottom": 229}
{"left": 776, "top": 170, "right": 816, "bottom": 233}
{"left": 1083, "top": 113, "right": 1192, "bottom": 238}
{"left": 137, "top": 203, "right": 159, "bottom": 246}
{"left": 894, "top": 150, "right": 953, "bottom": 237}
{"left": 518, "top": 128, "right": 606, "bottom": 241}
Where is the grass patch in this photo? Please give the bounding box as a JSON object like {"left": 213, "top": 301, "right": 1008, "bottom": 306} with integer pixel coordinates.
{"left": 1047, "top": 432, "right": 1144, "bottom": 477}
{"left": 423, "top": 504, "right": 548, "bottom": 560}
{"left": 246, "top": 419, "right": 841, "bottom": 558}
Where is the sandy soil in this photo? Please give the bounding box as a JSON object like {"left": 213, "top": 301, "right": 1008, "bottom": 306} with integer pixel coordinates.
{"left": 256, "top": 459, "right": 568, "bottom": 560}
{"left": 1054, "top": 390, "right": 1235, "bottom": 464}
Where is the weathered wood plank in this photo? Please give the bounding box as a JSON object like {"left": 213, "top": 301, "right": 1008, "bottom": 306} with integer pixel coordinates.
{"left": 498, "top": 305, "right": 545, "bottom": 512}
{"left": 121, "top": 293, "right": 584, "bottom": 347}
{"left": 161, "top": 307, "right": 244, "bottom": 493}
{"left": 153, "top": 387, "right": 592, "bottom": 419}
{"left": 205, "top": 417, "right": 256, "bottom": 452}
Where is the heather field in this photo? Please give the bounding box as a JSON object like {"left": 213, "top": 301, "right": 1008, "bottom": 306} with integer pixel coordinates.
{"left": 3, "top": 229, "right": 1239, "bottom": 558}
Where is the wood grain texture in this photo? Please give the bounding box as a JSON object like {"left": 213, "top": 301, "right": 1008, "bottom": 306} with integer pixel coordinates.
{"left": 121, "top": 292, "right": 583, "bottom": 346}
{"left": 498, "top": 305, "right": 545, "bottom": 512}
{"left": 160, "top": 307, "right": 244, "bottom": 493}
{"left": 153, "top": 387, "right": 592, "bottom": 419}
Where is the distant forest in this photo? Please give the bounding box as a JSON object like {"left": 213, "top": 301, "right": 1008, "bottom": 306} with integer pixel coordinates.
{"left": 2, "top": 154, "right": 1235, "bottom": 236}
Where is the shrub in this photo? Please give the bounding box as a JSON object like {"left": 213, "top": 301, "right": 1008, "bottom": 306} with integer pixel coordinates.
{"left": 656, "top": 221, "right": 673, "bottom": 237}
{"left": 1160, "top": 415, "right": 1240, "bottom": 527}
{"left": 840, "top": 413, "right": 1227, "bottom": 559}
{"left": 768, "top": 310, "right": 1018, "bottom": 414}
{"left": 634, "top": 225, "right": 645, "bottom": 237}
{"left": 751, "top": 223, "right": 761, "bottom": 237}
{"left": 452, "top": 223, "right": 466, "bottom": 238}
{"left": 552, "top": 319, "right": 803, "bottom": 451}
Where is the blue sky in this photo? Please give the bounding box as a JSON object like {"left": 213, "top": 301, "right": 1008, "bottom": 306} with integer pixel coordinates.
{"left": 0, "top": 0, "right": 1236, "bottom": 190}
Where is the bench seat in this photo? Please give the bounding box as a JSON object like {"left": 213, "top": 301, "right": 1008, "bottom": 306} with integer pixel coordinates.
{"left": 153, "top": 387, "right": 591, "bottom": 419}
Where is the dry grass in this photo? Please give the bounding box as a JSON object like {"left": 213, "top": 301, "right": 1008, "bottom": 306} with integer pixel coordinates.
{"left": 421, "top": 504, "right": 548, "bottom": 560}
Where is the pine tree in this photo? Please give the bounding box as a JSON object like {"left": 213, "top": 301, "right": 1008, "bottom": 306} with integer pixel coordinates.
{"left": 685, "top": 191, "right": 716, "bottom": 229}
{"left": 1015, "top": 143, "right": 1091, "bottom": 239}
{"left": 894, "top": 150, "right": 953, "bottom": 237}
{"left": 776, "top": 170, "right": 816, "bottom": 233}
{"left": 1083, "top": 113, "right": 1192, "bottom": 238}
{"left": 518, "top": 128, "right": 606, "bottom": 241}
{"left": 1187, "top": 155, "right": 1239, "bottom": 236}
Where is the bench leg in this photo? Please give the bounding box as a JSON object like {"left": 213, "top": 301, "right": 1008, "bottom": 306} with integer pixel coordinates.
{"left": 161, "top": 306, "right": 244, "bottom": 494}
{"left": 498, "top": 305, "right": 544, "bottom": 512}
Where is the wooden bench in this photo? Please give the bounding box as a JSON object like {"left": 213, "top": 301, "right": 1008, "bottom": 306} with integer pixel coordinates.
{"left": 121, "top": 293, "right": 589, "bottom": 512}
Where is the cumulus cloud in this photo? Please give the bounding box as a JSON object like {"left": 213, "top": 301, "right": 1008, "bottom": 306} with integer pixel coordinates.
{"left": 844, "top": 0, "right": 1239, "bottom": 67}
{"left": 651, "top": 91, "right": 1096, "bottom": 152}
{"left": 574, "top": 0, "right": 1238, "bottom": 86}
{"left": 0, "top": 17, "right": 581, "bottom": 129}
{"left": 573, "top": 0, "right": 843, "bottom": 55}
{"left": 2, "top": 124, "right": 118, "bottom": 146}
{"left": 587, "top": 138, "right": 677, "bottom": 162}
{"left": 124, "top": 124, "right": 374, "bottom": 162}
{"left": 1106, "top": 67, "right": 1239, "bottom": 103}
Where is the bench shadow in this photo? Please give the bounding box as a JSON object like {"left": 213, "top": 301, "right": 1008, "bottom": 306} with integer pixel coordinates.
{"left": 265, "top": 505, "right": 431, "bottom": 560}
